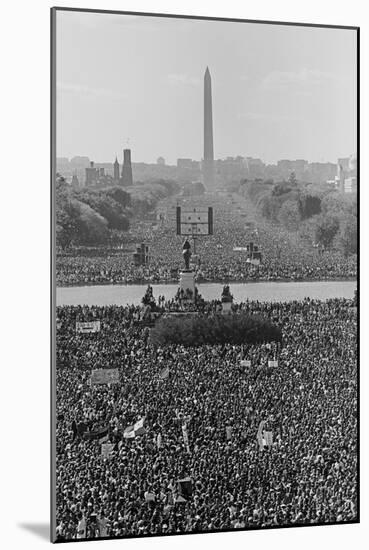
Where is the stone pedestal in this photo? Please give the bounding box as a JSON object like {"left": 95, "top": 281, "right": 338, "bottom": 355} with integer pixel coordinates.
{"left": 179, "top": 270, "right": 196, "bottom": 301}
{"left": 221, "top": 301, "right": 232, "bottom": 314}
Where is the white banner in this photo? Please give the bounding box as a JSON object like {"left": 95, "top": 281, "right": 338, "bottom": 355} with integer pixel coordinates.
{"left": 249, "top": 258, "right": 260, "bottom": 266}
{"left": 182, "top": 423, "right": 190, "bottom": 452}
{"left": 91, "top": 369, "right": 119, "bottom": 385}
{"left": 76, "top": 321, "right": 101, "bottom": 333}
{"left": 257, "top": 420, "right": 266, "bottom": 451}
{"left": 263, "top": 430, "right": 273, "bottom": 447}
{"left": 159, "top": 366, "right": 169, "bottom": 380}
{"left": 123, "top": 416, "right": 146, "bottom": 439}
{"left": 101, "top": 443, "right": 114, "bottom": 458}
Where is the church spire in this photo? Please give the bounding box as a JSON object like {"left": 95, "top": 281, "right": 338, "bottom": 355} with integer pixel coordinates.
{"left": 113, "top": 155, "right": 120, "bottom": 181}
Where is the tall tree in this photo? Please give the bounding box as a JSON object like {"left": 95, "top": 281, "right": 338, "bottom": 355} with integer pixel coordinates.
{"left": 336, "top": 215, "right": 357, "bottom": 256}
{"left": 315, "top": 214, "right": 340, "bottom": 248}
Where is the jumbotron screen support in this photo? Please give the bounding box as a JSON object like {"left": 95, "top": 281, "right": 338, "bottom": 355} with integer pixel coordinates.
{"left": 176, "top": 206, "right": 213, "bottom": 255}
{"left": 176, "top": 206, "right": 213, "bottom": 236}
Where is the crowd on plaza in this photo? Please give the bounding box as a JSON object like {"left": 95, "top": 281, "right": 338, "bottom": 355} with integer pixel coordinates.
{"left": 56, "top": 207, "right": 357, "bottom": 286}
{"left": 55, "top": 293, "right": 357, "bottom": 540}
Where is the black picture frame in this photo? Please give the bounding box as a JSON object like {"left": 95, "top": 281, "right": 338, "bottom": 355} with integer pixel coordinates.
{"left": 51, "top": 7, "right": 359, "bottom": 543}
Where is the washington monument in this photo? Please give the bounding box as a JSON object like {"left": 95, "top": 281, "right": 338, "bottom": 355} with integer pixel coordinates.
{"left": 203, "top": 67, "right": 215, "bottom": 190}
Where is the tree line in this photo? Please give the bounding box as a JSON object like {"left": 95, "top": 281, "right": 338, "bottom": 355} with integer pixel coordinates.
{"left": 56, "top": 176, "right": 180, "bottom": 249}
{"left": 240, "top": 174, "right": 357, "bottom": 256}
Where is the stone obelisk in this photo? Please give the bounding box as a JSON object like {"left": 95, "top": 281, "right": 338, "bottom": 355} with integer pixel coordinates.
{"left": 121, "top": 149, "right": 133, "bottom": 186}
{"left": 203, "top": 67, "right": 215, "bottom": 190}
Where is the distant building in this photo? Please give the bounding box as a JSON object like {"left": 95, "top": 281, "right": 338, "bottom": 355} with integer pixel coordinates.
{"left": 177, "top": 158, "right": 194, "bottom": 170}
{"left": 344, "top": 176, "right": 357, "bottom": 194}
{"left": 276, "top": 159, "right": 308, "bottom": 181}
{"left": 308, "top": 162, "right": 336, "bottom": 183}
{"left": 56, "top": 156, "right": 90, "bottom": 185}
{"left": 84, "top": 161, "right": 114, "bottom": 187}
{"left": 70, "top": 156, "right": 90, "bottom": 169}
{"left": 131, "top": 161, "right": 178, "bottom": 181}
{"left": 336, "top": 163, "right": 345, "bottom": 192}
{"left": 176, "top": 158, "right": 201, "bottom": 183}
{"left": 122, "top": 149, "right": 133, "bottom": 186}
{"left": 336, "top": 154, "right": 357, "bottom": 193}
{"left": 294, "top": 159, "right": 308, "bottom": 171}
{"left": 246, "top": 158, "right": 265, "bottom": 179}
{"left": 216, "top": 156, "right": 249, "bottom": 183}
{"left": 337, "top": 157, "right": 351, "bottom": 172}
{"left": 157, "top": 156, "right": 166, "bottom": 165}
{"left": 277, "top": 159, "right": 293, "bottom": 173}
{"left": 348, "top": 154, "right": 357, "bottom": 173}
{"left": 85, "top": 161, "right": 98, "bottom": 186}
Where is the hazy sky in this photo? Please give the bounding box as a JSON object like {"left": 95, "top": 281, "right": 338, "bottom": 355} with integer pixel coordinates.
{"left": 56, "top": 11, "right": 357, "bottom": 165}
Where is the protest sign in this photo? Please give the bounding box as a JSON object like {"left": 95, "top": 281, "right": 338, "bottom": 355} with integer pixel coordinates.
{"left": 268, "top": 360, "right": 278, "bottom": 368}
{"left": 123, "top": 417, "right": 146, "bottom": 439}
{"left": 101, "top": 443, "right": 114, "bottom": 458}
{"left": 182, "top": 423, "right": 190, "bottom": 452}
{"left": 257, "top": 420, "right": 266, "bottom": 451}
{"left": 240, "top": 360, "right": 251, "bottom": 368}
{"left": 91, "top": 369, "right": 119, "bottom": 385}
{"left": 177, "top": 477, "right": 192, "bottom": 500}
{"left": 76, "top": 321, "right": 101, "bottom": 333}
{"left": 263, "top": 430, "right": 273, "bottom": 447}
{"left": 83, "top": 424, "right": 109, "bottom": 441}
{"left": 159, "top": 366, "right": 169, "bottom": 380}
{"left": 226, "top": 426, "right": 232, "bottom": 441}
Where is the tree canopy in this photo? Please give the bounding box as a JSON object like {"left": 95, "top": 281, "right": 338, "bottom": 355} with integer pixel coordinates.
{"left": 56, "top": 176, "right": 181, "bottom": 248}
{"left": 150, "top": 313, "right": 282, "bottom": 347}
{"left": 243, "top": 178, "right": 357, "bottom": 255}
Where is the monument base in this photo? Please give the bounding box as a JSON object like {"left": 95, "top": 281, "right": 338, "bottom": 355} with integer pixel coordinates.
{"left": 221, "top": 301, "right": 232, "bottom": 314}
{"left": 179, "top": 270, "right": 196, "bottom": 301}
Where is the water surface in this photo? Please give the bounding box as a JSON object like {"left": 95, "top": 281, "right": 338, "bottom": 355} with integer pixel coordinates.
{"left": 57, "top": 280, "right": 356, "bottom": 307}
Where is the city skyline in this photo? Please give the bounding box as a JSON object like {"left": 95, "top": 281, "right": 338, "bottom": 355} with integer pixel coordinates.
{"left": 57, "top": 151, "right": 355, "bottom": 167}
{"left": 57, "top": 11, "right": 357, "bottom": 165}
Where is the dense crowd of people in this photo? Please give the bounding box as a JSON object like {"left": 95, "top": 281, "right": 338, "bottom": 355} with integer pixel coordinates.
{"left": 56, "top": 195, "right": 357, "bottom": 286}
{"left": 55, "top": 293, "right": 357, "bottom": 540}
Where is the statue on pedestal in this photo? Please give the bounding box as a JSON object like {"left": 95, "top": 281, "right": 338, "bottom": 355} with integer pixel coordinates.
{"left": 182, "top": 238, "right": 192, "bottom": 271}
{"left": 221, "top": 284, "right": 233, "bottom": 303}
{"left": 179, "top": 238, "right": 196, "bottom": 304}
{"left": 221, "top": 284, "right": 233, "bottom": 313}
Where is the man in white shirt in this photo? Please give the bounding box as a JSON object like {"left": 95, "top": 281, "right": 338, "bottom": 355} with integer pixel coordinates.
{"left": 76, "top": 513, "right": 86, "bottom": 539}
{"left": 98, "top": 511, "right": 108, "bottom": 537}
